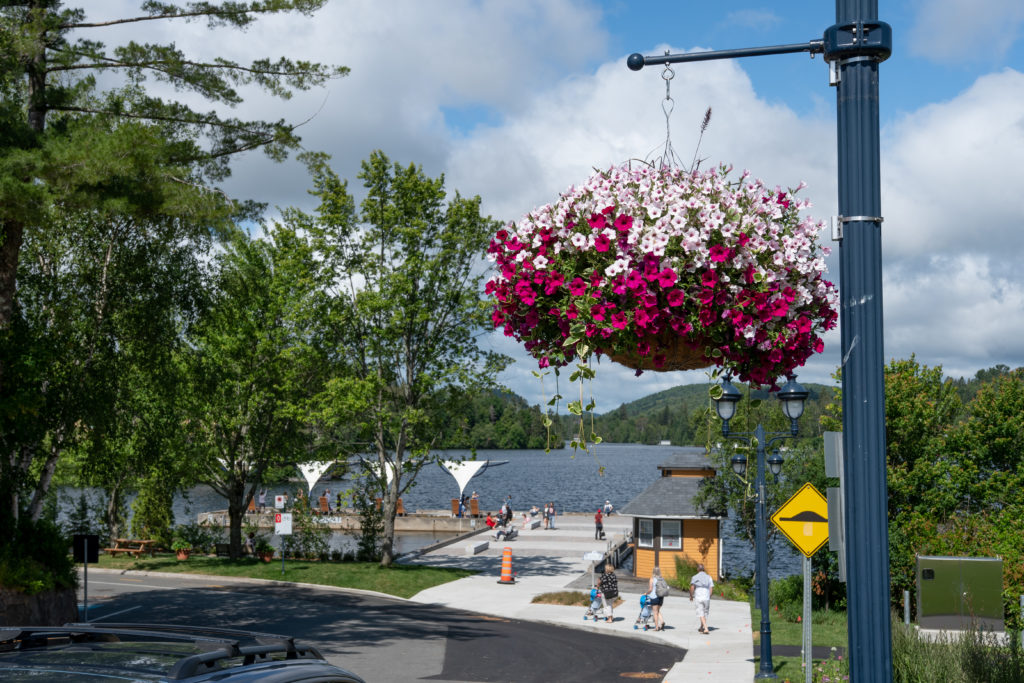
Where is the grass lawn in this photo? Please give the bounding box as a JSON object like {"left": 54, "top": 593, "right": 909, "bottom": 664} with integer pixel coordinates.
{"left": 89, "top": 553, "right": 474, "bottom": 599}
{"left": 751, "top": 607, "right": 849, "bottom": 681}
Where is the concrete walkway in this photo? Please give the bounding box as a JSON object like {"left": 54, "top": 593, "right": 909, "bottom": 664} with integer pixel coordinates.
{"left": 405, "top": 512, "right": 755, "bottom": 682}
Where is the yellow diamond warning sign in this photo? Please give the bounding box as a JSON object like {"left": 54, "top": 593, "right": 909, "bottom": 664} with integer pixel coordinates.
{"left": 771, "top": 482, "right": 829, "bottom": 557}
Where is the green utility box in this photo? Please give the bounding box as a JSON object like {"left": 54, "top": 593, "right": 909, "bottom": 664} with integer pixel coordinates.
{"left": 916, "top": 555, "right": 1003, "bottom": 631}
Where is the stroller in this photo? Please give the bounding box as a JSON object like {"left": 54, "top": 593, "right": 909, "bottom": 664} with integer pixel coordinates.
{"left": 633, "top": 594, "right": 654, "bottom": 631}
{"left": 583, "top": 588, "right": 607, "bottom": 622}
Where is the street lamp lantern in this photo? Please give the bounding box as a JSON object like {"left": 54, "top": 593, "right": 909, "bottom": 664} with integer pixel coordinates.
{"left": 714, "top": 376, "right": 743, "bottom": 426}
{"left": 712, "top": 376, "right": 806, "bottom": 680}
{"left": 777, "top": 375, "right": 809, "bottom": 422}
{"left": 767, "top": 451, "right": 784, "bottom": 478}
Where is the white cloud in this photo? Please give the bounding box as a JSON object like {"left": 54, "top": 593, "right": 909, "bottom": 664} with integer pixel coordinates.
{"left": 881, "top": 69, "right": 1024, "bottom": 261}
{"left": 68, "top": 2, "right": 1024, "bottom": 410}
{"left": 883, "top": 254, "right": 1024, "bottom": 379}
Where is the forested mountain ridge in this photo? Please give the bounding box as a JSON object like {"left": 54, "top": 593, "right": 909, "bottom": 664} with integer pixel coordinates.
{"left": 565, "top": 381, "right": 837, "bottom": 446}
{"left": 444, "top": 363, "right": 1020, "bottom": 450}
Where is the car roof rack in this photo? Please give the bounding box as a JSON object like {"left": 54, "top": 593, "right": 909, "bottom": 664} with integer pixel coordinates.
{"left": 1, "top": 623, "right": 325, "bottom": 680}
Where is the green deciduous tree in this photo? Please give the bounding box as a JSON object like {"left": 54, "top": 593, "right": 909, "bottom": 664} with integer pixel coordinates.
{"left": 177, "top": 228, "right": 329, "bottom": 558}
{"left": 0, "top": 0, "right": 345, "bottom": 528}
{"left": 291, "top": 151, "right": 509, "bottom": 566}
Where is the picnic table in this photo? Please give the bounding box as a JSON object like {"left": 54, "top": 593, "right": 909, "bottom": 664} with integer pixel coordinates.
{"left": 103, "top": 539, "right": 156, "bottom": 558}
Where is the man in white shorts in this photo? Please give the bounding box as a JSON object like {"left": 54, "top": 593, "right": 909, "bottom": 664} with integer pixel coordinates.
{"left": 689, "top": 563, "right": 715, "bottom": 634}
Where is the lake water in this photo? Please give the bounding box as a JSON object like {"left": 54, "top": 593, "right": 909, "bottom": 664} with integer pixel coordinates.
{"left": 59, "top": 443, "right": 804, "bottom": 578}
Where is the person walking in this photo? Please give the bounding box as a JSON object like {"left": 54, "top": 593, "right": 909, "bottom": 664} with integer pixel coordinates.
{"left": 648, "top": 566, "right": 668, "bottom": 631}
{"left": 548, "top": 502, "right": 557, "bottom": 529}
{"left": 543, "top": 502, "right": 551, "bottom": 529}
{"left": 598, "top": 563, "right": 619, "bottom": 623}
{"left": 689, "top": 563, "right": 715, "bottom": 635}
{"left": 594, "top": 508, "right": 604, "bottom": 540}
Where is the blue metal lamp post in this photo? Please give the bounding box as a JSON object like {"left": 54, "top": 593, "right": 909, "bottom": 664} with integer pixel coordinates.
{"left": 714, "top": 376, "right": 808, "bottom": 680}
{"left": 627, "top": 3, "right": 893, "bottom": 679}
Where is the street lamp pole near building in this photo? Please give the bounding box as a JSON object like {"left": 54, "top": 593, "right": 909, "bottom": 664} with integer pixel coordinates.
{"left": 627, "top": 2, "right": 893, "bottom": 680}
{"left": 713, "top": 376, "right": 808, "bottom": 680}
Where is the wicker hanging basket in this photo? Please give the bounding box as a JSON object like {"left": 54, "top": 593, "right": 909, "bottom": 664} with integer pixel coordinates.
{"left": 607, "top": 330, "right": 712, "bottom": 372}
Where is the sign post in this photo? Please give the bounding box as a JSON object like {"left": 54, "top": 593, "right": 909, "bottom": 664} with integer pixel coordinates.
{"left": 275, "top": 512, "right": 292, "bottom": 575}
{"left": 72, "top": 534, "right": 99, "bottom": 622}
{"left": 771, "top": 483, "right": 829, "bottom": 683}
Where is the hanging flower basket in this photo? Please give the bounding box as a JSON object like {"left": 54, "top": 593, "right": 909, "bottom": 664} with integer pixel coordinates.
{"left": 485, "top": 163, "right": 838, "bottom": 388}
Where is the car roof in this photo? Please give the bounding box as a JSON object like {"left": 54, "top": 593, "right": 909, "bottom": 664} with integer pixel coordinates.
{"left": 0, "top": 623, "right": 366, "bottom": 682}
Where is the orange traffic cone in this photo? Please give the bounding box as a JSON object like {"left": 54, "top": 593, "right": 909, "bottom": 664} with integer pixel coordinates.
{"left": 497, "top": 546, "right": 515, "bottom": 585}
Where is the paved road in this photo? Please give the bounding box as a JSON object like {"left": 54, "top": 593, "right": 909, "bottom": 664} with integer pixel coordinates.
{"left": 79, "top": 570, "right": 682, "bottom": 682}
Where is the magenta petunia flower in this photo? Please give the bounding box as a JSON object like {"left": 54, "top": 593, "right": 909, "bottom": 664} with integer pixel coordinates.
{"left": 614, "top": 214, "right": 633, "bottom": 232}
{"left": 568, "top": 277, "right": 587, "bottom": 296}
{"left": 657, "top": 267, "right": 678, "bottom": 288}
{"left": 594, "top": 234, "right": 611, "bottom": 252}
{"left": 709, "top": 245, "right": 732, "bottom": 262}
{"left": 667, "top": 289, "right": 685, "bottom": 307}
{"left": 625, "top": 269, "right": 644, "bottom": 290}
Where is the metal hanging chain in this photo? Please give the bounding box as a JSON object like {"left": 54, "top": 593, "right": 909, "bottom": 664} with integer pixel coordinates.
{"left": 658, "top": 59, "right": 683, "bottom": 170}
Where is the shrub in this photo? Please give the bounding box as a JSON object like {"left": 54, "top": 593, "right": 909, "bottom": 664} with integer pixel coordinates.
{"left": 172, "top": 521, "right": 222, "bottom": 554}
{"left": 769, "top": 573, "right": 804, "bottom": 622}
{"left": 0, "top": 517, "right": 77, "bottom": 595}
{"left": 280, "top": 497, "right": 330, "bottom": 560}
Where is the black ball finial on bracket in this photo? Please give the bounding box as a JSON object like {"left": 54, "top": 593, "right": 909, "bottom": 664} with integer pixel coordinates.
{"left": 626, "top": 53, "right": 645, "bottom": 71}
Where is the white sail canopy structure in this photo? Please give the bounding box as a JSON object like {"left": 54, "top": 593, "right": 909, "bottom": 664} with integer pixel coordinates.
{"left": 298, "top": 461, "right": 334, "bottom": 496}
{"left": 367, "top": 461, "right": 398, "bottom": 487}
{"left": 439, "top": 460, "right": 507, "bottom": 498}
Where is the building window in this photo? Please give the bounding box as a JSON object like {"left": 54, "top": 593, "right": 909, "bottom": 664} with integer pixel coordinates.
{"left": 661, "top": 520, "right": 681, "bottom": 549}
{"left": 638, "top": 519, "right": 654, "bottom": 548}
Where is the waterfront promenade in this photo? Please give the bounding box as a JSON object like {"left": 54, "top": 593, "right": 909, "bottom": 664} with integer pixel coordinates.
{"left": 405, "top": 512, "right": 755, "bottom": 682}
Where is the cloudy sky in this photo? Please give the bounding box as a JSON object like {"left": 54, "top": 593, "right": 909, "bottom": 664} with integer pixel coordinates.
{"left": 86, "top": 0, "right": 1024, "bottom": 411}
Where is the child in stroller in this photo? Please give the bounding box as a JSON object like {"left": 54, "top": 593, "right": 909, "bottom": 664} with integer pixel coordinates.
{"left": 583, "top": 588, "right": 607, "bottom": 622}
{"left": 634, "top": 594, "right": 654, "bottom": 631}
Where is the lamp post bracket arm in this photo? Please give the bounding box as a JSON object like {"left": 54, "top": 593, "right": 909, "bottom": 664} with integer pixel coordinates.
{"left": 627, "top": 41, "right": 824, "bottom": 71}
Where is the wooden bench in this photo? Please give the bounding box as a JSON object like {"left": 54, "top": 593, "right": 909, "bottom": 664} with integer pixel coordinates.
{"left": 103, "top": 539, "right": 156, "bottom": 558}
{"left": 450, "top": 498, "right": 459, "bottom": 517}
{"left": 396, "top": 498, "right": 406, "bottom": 516}
{"left": 469, "top": 499, "right": 480, "bottom": 517}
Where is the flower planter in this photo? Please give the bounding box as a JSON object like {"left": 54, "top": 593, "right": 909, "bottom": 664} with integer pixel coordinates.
{"left": 486, "top": 163, "right": 838, "bottom": 387}
{"left": 175, "top": 549, "right": 190, "bottom": 561}
{"left": 258, "top": 552, "right": 274, "bottom": 563}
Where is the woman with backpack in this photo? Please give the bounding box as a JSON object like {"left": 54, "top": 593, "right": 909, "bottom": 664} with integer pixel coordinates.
{"left": 648, "top": 566, "right": 669, "bottom": 631}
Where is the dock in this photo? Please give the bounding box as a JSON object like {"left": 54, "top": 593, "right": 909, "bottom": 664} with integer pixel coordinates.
{"left": 197, "top": 509, "right": 497, "bottom": 534}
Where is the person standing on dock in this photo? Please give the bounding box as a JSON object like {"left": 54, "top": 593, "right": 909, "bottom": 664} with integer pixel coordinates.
{"left": 258, "top": 489, "right": 267, "bottom": 512}
{"left": 503, "top": 496, "right": 513, "bottom": 525}
{"left": 594, "top": 508, "right": 604, "bottom": 540}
